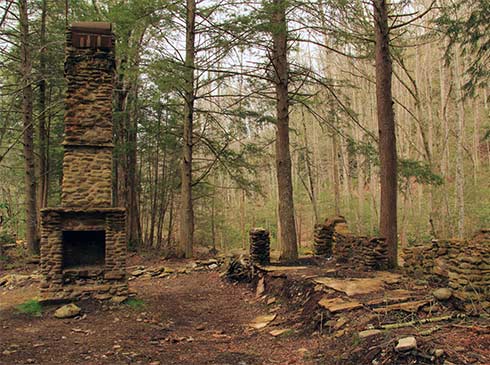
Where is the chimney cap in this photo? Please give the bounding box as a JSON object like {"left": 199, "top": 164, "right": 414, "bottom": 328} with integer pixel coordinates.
{"left": 71, "top": 22, "right": 112, "bottom": 35}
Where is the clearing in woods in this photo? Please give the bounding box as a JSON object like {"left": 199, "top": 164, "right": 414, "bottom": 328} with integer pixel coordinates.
{"left": 0, "top": 260, "right": 321, "bottom": 365}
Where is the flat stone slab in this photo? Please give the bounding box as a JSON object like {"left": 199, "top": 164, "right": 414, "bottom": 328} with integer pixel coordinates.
{"left": 374, "top": 271, "right": 402, "bottom": 284}
{"left": 373, "top": 300, "right": 428, "bottom": 313}
{"left": 366, "top": 289, "right": 415, "bottom": 306}
{"left": 359, "top": 329, "right": 382, "bottom": 339}
{"left": 249, "top": 314, "right": 277, "bottom": 330}
{"left": 318, "top": 297, "right": 363, "bottom": 313}
{"left": 314, "top": 277, "right": 385, "bottom": 296}
{"left": 262, "top": 266, "right": 308, "bottom": 272}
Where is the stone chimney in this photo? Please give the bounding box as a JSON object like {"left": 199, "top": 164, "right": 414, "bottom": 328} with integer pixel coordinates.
{"left": 62, "top": 22, "right": 115, "bottom": 208}
{"left": 40, "top": 22, "right": 127, "bottom": 301}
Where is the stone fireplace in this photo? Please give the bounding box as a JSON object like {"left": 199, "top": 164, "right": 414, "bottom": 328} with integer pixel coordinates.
{"left": 40, "top": 22, "right": 128, "bottom": 300}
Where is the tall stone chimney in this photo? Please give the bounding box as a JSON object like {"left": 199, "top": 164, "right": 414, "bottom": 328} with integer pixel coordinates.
{"left": 62, "top": 22, "right": 115, "bottom": 208}
{"left": 40, "top": 22, "right": 128, "bottom": 301}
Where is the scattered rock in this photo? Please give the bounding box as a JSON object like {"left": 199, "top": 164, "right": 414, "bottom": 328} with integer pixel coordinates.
{"left": 195, "top": 324, "right": 206, "bottom": 331}
{"left": 359, "top": 329, "right": 382, "bottom": 339}
{"left": 256, "top": 277, "right": 265, "bottom": 297}
{"left": 54, "top": 303, "right": 81, "bottom": 319}
{"left": 149, "top": 362, "right": 161, "bottom": 365}
{"left": 433, "top": 288, "right": 452, "bottom": 301}
{"left": 434, "top": 349, "right": 445, "bottom": 358}
{"left": 249, "top": 314, "right": 276, "bottom": 329}
{"left": 269, "top": 328, "right": 290, "bottom": 337}
{"left": 131, "top": 269, "right": 146, "bottom": 277}
{"left": 395, "top": 336, "right": 417, "bottom": 352}
{"left": 334, "top": 317, "right": 348, "bottom": 330}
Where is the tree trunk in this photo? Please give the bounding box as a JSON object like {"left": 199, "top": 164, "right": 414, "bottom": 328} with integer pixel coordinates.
{"left": 179, "top": 0, "right": 196, "bottom": 258}
{"left": 38, "top": 0, "right": 48, "bottom": 210}
{"left": 19, "top": 0, "right": 39, "bottom": 255}
{"left": 454, "top": 52, "right": 465, "bottom": 239}
{"left": 271, "top": 0, "right": 298, "bottom": 262}
{"left": 373, "top": 0, "right": 397, "bottom": 268}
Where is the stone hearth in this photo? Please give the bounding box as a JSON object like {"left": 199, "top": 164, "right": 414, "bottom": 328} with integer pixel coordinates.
{"left": 40, "top": 22, "right": 127, "bottom": 300}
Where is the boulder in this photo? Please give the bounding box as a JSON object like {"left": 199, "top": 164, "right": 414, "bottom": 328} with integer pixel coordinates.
{"left": 433, "top": 288, "right": 452, "bottom": 301}
{"left": 54, "top": 303, "right": 81, "bottom": 319}
{"left": 395, "top": 336, "right": 417, "bottom": 352}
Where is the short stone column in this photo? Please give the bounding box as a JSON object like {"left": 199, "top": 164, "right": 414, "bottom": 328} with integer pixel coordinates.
{"left": 313, "top": 224, "right": 332, "bottom": 257}
{"left": 249, "top": 228, "right": 270, "bottom": 265}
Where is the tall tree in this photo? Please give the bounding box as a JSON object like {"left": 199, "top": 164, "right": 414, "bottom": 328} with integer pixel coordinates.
{"left": 19, "top": 0, "right": 39, "bottom": 255}
{"left": 179, "top": 0, "right": 196, "bottom": 258}
{"left": 271, "top": 0, "right": 298, "bottom": 262}
{"left": 37, "top": 0, "right": 49, "bottom": 210}
{"left": 373, "top": 0, "right": 397, "bottom": 267}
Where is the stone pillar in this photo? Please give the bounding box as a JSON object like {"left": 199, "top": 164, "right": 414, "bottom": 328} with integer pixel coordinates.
{"left": 313, "top": 224, "right": 332, "bottom": 257}
{"left": 61, "top": 22, "right": 115, "bottom": 208}
{"left": 249, "top": 228, "right": 270, "bottom": 265}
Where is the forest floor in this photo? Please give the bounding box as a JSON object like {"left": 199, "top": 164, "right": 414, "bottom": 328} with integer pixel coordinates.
{"left": 1, "top": 252, "right": 490, "bottom": 365}
{"left": 0, "top": 254, "right": 323, "bottom": 365}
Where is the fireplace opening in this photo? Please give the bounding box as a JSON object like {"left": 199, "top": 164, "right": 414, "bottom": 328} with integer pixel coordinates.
{"left": 62, "top": 230, "right": 106, "bottom": 269}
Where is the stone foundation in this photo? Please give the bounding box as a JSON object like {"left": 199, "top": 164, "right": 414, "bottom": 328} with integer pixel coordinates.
{"left": 314, "top": 217, "right": 389, "bottom": 270}
{"left": 334, "top": 234, "right": 389, "bottom": 270}
{"left": 403, "top": 229, "right": 490, "bottom": 301}
{"left": 40, "top": 208, "right": 127, "bottom": 300}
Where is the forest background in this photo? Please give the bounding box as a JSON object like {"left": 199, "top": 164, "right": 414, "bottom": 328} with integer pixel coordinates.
{"left": 0, "top": 0, "right": 488, "bottom": 258}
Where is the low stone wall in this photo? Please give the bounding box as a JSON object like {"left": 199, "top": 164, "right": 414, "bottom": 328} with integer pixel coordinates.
{"left": 403, "top": 230, "right": 490, "bottom": 301}
{"left": 334, "top": 235, "right": 389, "bottom": 270}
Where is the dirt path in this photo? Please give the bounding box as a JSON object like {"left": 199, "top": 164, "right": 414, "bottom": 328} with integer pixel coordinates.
{"left": 0, "top": 271, "right": 321, "bottom": 365}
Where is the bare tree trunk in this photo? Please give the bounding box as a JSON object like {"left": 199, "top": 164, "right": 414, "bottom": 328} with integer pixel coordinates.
{"left": 38, "top": 0, "right": 48, "bottom": 210}
{"left": 374, "top": 0, "right": 397, "bottom": 268}
{"left": 271, "top": 0, "right": 298, "bottom": 262}
{"left": 301, "top": 114, "right": 319, "bottom": 222}
{"left": 332, "top": 131, "right": 341, "bottom": 216}
{"left": 179, "top": 0, "right": 196, "bottom": 258}
{"left": 454, "top": 52, "right": 465, "bottom": 239}
{"left": 19, "top": 0, "right": 39, "bottom": 255}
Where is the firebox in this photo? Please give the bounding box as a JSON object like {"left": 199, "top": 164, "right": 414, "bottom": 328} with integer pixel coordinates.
{"left": 39, "top": 22, "right": 128, "bottom": 300}
{"left": 62, "top": 231, "right": 106, "bottom": 269}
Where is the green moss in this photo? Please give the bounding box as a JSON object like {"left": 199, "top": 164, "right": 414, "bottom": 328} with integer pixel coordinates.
{"left": 16, "top": 299, "right": 42, "bottom": 317}
{"left": 125, "top": 298, "right": 145, "bottom": 310}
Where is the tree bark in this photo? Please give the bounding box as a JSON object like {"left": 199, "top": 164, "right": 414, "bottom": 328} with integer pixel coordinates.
{"left": 19, "top": 0, "right": 39, "bottom": 255}
{"left": 454, "top": 51, "right": 465, "bottom": 239}
{"left": 271, "top": 0, "right": 298, "bottom": 262}
{"left": 373, "top": 0, "right": 397, "bottom": 268}
{"left": 179, "top": 0, "right": 196, "bottom": 258}
{"left": 38, "top": 0, "right": 48, "bottom": 210}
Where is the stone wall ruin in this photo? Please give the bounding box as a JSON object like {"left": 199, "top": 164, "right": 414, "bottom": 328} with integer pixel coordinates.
{"left": 403, "top": 229, "right": 490, "bottom": 301}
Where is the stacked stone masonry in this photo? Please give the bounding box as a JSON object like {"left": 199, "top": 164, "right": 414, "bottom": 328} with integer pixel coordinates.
{"left": 40, "top": 23, "right": 127, "bottom": 301}
{"left": 313, "top": 217, "right": 389, "bottom": 270}
{"left": 334, "top": 234, "right": 389, "bottom": 270}
{"left": 61, "top": 147, "right": 112, "bottom": 208}
{"left": 40, "top": 208, "right": 127, "bottom": 300}
{"left": 403, "top": 229, "right": 490, "bottom": 301}
{"left": 61, "top": 28, "right": 115, "bottom": 208}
